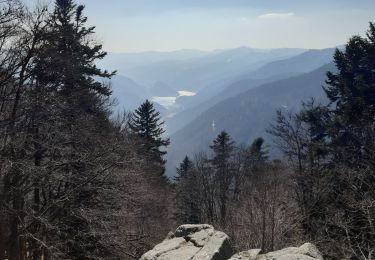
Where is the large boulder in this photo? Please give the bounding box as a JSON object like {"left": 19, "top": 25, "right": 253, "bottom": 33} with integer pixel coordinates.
{"left": 229, "top": 243, "right": 323, "bottom": 260}
{"left": 140, "top": 224, "right": 233, "bottom": 260}
{"left": 140, "top": 224, "right": 323, "bottom": 260}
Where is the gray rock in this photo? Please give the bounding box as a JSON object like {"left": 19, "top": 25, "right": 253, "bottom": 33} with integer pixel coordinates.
{"left": 229, "top": 243, "right": 323, "bottom": 260}
{"left": 175, "top": 224, "right": 214, "bottom": 237}
{"left": 157, "top": 242, "right": 201, "bottom": 260}
{"left": 140, "top": 237, "right": 187, "bottom": 260}
{"left": 187, "top": 227, "right": 214, "bottom": 247}
{"left": 192, "top": 231, "right": 232, "bottom": 260}
{"left": 140, "top": 224, "right": 323, "bottom": 260}
{"left": 229, "top": 249, "right": 261, "bottom": 260}
{"left": 299, "top": 243, "right": 323, "bottom": 259}
{"left": 140, "top": 224, "right": 233, "bottom": 260}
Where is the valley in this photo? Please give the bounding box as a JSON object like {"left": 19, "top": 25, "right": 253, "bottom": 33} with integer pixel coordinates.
{"left": 105, "top": 46, "right": 335, "bottom": 176}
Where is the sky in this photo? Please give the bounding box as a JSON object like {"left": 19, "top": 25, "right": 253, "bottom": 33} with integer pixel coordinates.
{"left": 30, "top": 0, "right": 375, "bottom": 53}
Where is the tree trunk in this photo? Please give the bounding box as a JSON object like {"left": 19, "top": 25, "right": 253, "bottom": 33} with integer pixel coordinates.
{"left": 261, "top": 186, "right": 266, "bottom": 253}
{"left": 0, "top": 216, "right": 5, "bottom": 260}
{"left": 8, "top": 214, "right": 20, "bottom": 260}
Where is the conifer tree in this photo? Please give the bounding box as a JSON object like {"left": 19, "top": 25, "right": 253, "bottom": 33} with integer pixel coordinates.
{"left": 0, "top": 1, "right": 175, "bottom": 259}
{"left": 174, "top": 156, "right": 201, "bottom": 224}
{"left": 316, "top": 22, "right": 375, "bottom": 258}
{"left": 246, "top": 137, "right": 268, "bottom": 173}
{"left": 129, "top": 99, "right": 170, "bottom": 168}
{"left": 270, "top": 22, "right": 375, "bottom": 258}
{"left": 322, "top": 22, "right": 375, "bottom": 163}
{"left": 35, "top": 0, "right": 114, "bottom": 105}
{"left": 29, "top": 0, "right": 116, "bottom": 258}
{"left": 210, "top": 131, "right": 235, "bottom": 224}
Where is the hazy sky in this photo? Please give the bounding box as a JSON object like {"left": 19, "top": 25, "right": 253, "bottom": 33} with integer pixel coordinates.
{"left": 35, "top": 0, "right": 375, "bottom": 53}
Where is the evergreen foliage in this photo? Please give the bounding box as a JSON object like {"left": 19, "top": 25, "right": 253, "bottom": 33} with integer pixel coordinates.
{"left": 0, "top": 1, "right": 174, "bottom": 259}
{"left": 245, "top": 137, "right": 268, "bottom": 173}
{"left": 210, "top": 131, "right": 235, "bottom": 224}
{"left": 174, "top": 132, "right": 290, "bottom": 253}
{"left": 269, "top": 22, "right": 375, "bottom": 259}
{"left": 129, "top": 99, "right": 170, "bottom": 168}
{"left": 174, "top": 156, "right": 201, "bottom": 224}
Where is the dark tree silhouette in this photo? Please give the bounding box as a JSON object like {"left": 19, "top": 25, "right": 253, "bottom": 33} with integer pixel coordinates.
{"left": 129, "top": 99, "right": 170, "bottom": 169}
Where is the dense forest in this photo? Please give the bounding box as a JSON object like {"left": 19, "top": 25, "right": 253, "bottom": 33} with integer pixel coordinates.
{"left": 0, "top": 0, "right": 374, "bottom": 259}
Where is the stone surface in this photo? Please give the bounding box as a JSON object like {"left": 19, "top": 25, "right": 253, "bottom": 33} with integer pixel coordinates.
{"left": 229, "top": 249, "right": 261, "bottom": 260}
{"left": 192, "top": 231, "right": 232, "bottom": 260}
{"left": 140, "top": 237, "right": 187, "bottom": 260}
{"left": 229, "top": 243, "right": 323, "bottom": 260}
{"left": 175, "top": 224, "right": 214, "bottom": 237}
{"left": 140, "top": 224, "right": 233, "bottom": 260}
{"left": 140, "top": 224, "right": 323, "bottom": 260}
{"left": 157, "top": 242, "right": 201, "bottom": 260}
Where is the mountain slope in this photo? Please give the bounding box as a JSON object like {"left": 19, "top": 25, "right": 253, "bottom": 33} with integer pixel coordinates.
{"left": 165, "top": 63, "right": 336, "bottom": 176}
{"left": 110, "top": 74, "right": 148, "bottom": 111}
{"left": 239, "top": 48, "right": 336, "bottom": 80}
{"left": 166, "top": 48, "right": 335, "bottom": 134}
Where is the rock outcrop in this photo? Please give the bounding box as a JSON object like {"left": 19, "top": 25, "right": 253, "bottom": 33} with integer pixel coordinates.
{"left": 140, "top": 224, "right": 323, "bottom": 260}
{"left": 140, "top": 224, "right": 233, "bottom": 260}
{"left": 229, "top": 243, "right": 323, "bottom": 260}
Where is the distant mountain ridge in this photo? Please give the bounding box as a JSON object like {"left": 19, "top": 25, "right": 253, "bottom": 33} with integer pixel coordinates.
{"left": 100, "top": 47, "right": 340, "bottom": 177}
{"left": 240, "top": 48, "right": 336, "bottom": 80}
{"left": 104, "top": 46, "right": 309, "bottom": 116}
{"left": 166, "top": 47, "right": 336, "bottom": 134}
{"left": 165, "top": 63, "right": 336, "bottom": 176}
{"left": 98, "top": 49, "right": 208, "bottom": 72}
{"left": 107, "top": 47, "right": 306, "bottom": 92}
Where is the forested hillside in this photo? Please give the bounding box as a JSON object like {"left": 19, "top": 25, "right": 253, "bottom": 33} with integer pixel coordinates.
{"left": 0, "top": 1, "right": 173, "bottom": 259}
{"left": 0, "top": 0, "right": 374, "bottom": 260}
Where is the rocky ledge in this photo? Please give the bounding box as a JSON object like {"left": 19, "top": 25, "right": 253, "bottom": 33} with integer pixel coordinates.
{"left": 230, "top": 242, "right": 323, "bottom": 260}
{"left": 140, "top": 224, "right": 323, "bottom": 260}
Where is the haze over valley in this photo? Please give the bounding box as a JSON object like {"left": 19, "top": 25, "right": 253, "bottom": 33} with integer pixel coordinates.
{"left": 101, "top": 46, "right": 337, "bottom": 176}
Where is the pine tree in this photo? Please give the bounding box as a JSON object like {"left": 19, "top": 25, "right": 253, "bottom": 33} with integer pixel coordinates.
{"left": 246, "top": 137, "right": 268, "bottom": 173}
{"left": 323, "top": 22, "right": 375, "bottom": 162}
{"left": 129, "top": 99, "right": 170, "bottom": 169}
{"left": 0, "top": 1, "right": 176, "bottom": 259}
{"left": 174, "top": 156, "right": 201, "bottom": 224}
{"left": 319, "top": 22, "right": 375, "bottom": 258}
{"left": 210, "top": 131, "right": 235, "bottom": 224}
{"left": 30, "top": 0, "right": 116, "bottom": 258}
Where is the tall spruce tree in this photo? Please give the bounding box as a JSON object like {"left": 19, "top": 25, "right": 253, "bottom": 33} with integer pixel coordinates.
{"left": 129, "top": 99, "right": 170, "bottom": 170}
{"left": 174, "top": 156, "right": 201, "bottom": 224}
{"left": 323, "top": 22, "right": 375, "bottom": 163}
{"left": 246, "top": 137, "right": 268, "bottom": 173}
{"left": 210, "top": 131, "right": 235, "bottom": 224}
{"left": 36, "top": 0, "right": 114, "bottom": 104}
{"left": 29, "top": 0, "right": 116, "bottom": 258}
{"left": 0, "top": 1, "right": 176, "bottom": 259}
{"left": 319, "top": 22, "right": 375, "bottom": 258}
